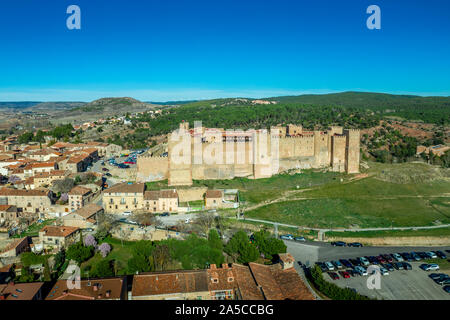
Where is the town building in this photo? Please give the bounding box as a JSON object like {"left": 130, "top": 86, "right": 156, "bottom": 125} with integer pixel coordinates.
{"left": 60, "top": 203, "right": 103, "bottom": 229}
{"left": 0, "top": 188, "right": 53, "bottom": 215}
{"left": 68, "top": 186, "right": 93, "bottom": 212}
{"left": 38, "top": 225, "right": 80, "bottom": 251}
{"left": 102, "top": 183, "right": 145, "bottom": 214}
{"left": 46, "top": 278, "right": 128, "bottom": 300}
{"left": 0, "top": 281, "right": 44, "bottom": 300}
{"left": 143, "top": 189, "right": 179, "bottom": 213}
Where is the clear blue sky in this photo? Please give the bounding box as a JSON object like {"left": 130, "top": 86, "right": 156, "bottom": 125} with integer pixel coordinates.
{"left": 0, "top": 0, "right": 449, "bottom": 101}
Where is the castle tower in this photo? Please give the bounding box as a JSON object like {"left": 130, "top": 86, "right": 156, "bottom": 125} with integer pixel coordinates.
{"left": 313, "top": 131, "right": 329, "bottom": 167}
{"left": 344, "top": 129, "right": 360, "bottom": 174}
{"left": 331, "top": 134, "right": 347, "bottom": 172}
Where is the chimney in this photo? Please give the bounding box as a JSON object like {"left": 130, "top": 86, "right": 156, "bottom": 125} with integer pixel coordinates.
{"left": 221, "top": 264, "right": 228, "bottom": 269}
{"left": 105, "top": 290, "right": 111, "bottom": 298}
{"left": 0, "top": 294, "right": 6, "bottom": 300}
{"left": 93, "top": 284, "right": 98, "bottom": 291}
{"left": 97, "top": 294, "right": 102, "bottom": 299}
{"left": 210, "top": 264, "right": 216, "bottom": 270}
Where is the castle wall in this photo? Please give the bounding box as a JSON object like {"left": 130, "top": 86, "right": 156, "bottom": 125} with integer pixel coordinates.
{"left": 136, "top": 156, "right": 169, "bottom": 182}
{"left": 314, "top": 131, "right": 329, "bottom": 167}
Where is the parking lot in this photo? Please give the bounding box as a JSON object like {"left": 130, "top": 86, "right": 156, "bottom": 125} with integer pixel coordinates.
{"left": 285, "top": 240, "right": 450, "bottom": 299}
{"left": 327, "top": 261, "right": 450, "bottom": 300}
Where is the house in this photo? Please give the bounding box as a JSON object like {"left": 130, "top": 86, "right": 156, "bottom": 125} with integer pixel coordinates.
{"left": 205, "top": 190, "right": 223, "bottom": 209}
{"left": 130, "top": 258, "right": 315, "bottom": 301}
{"left": 0, "top": 281, "right": 44, "bottom": 300}
{"left": 0, "top": 188, "right": 53, "bottom": 215}
{"left": 23, "top": 162, "right": 57, "bottom": 178}
{"left": 60, "top": 204, "right": 103, "bottom": 229}
{"left": 0, "top": 237, "right": 30, "bottom": 258}
{"left": 46, "top": 278, "right": 127, "bottom": 300}
{"left": 131, "top": 270, "right": 210, "bottom": 300}
{"left": 68, "top": 186, "right": 93, "bottom": 212}
{"left": 143, "top": 189, "right": 179, "bottom": 213}
{"left": 102, "top": 183, "right": 145, "bottom": 213}
{"left": 32, "top": 170, "right": 68, "bottom": 188}
{"left": 0, "top": 205, "right": 19, "bottom": 222}
{"left": 38, "top": 225, "right": 80, "bottom": 251}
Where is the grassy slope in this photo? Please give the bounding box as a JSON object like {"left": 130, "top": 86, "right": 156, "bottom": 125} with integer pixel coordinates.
{"left": 245, "top": 163, "right": 450, "bottom": 229}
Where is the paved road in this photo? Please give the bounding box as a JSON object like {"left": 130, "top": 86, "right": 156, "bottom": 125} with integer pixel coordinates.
{"left": 242, "top": 217, "right": 450, "bottom": 233}
{"left": 285, "top": 240, "right": 450, "bottom": 266}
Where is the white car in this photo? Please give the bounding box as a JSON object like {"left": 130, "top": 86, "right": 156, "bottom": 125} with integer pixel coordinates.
{"left": 392, "top": 253, "right": 404, "bottom": 262}
{"left": 426, "top": 251, "right": 438, "bottom": 259}
{"left": 421, "top": 263, "right": 440, "bottom": 271}
{"left": 123, "top": 211, "right": 132, "bottom": 216}
{"left": 359, "top": 257, "right": 370, "bottom": 266}
{"left": 380, "top": 267, "right": 389, "bottom": 275}
{"left": 325, "top": 261, "right": 335, "bottom": 271}
{"left": 185, "top": 218, "right": 191, "bottom": 224}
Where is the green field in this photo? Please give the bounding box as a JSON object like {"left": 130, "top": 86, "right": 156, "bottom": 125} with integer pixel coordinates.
{"left": 146, "top": 170, "right": 346, "bottom": 204}
{"left": 245, "top": 163, "right": 450, "bottom": 229}
{"left": 80, "top": 237, "right": 135, "bottom": 276}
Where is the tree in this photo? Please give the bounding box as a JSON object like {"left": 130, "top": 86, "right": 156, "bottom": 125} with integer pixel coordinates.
{"left": 151, "top": 244, "right": 171, "bottom": 271}
{"left": 84, "top": 234, "right": 97, "bottom": 248}
{"left": 98, "top": 243, "right": 111, "bottom": 258}
{"left": 128, "top": 254, "right": 151, "bottom": 274}
{"left": 252, "top": 230, "right": 287, "bottom": 260}
{"left": 66, "top": 243, "right": 94, "bottom": 265}
{"left": 224, "top": 230, "right": 259, "bottom": 264}
{"left": 193, "top": 212, "right": 216, "bottom": 235}
{"left": 91, "top": 259, "right": 114, "bottom": 278}
{"left": 51, "top": 178, "right": 75, "bottom": 194}
{"left": 208, "top": 229, "right": 223, "bottom": 251}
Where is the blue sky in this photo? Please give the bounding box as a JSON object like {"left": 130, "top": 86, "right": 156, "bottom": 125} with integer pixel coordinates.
{"left": 0, "top": 0, "right": 449, "bottom": 101}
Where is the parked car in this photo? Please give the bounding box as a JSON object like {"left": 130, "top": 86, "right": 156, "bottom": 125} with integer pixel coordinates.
{"left": 280, "top": 234, "right": 294, "bottom": 240}
{"left": 376, "top": 255, "right": 387, "bottom": 264}
{"left": 354, "top": 266, "right": 368, "bottom": 276}
{"left": 160, "top": 212, "right": 170, "bottom": 217}
{"left": 444, "top": 286, "right": 450, "bottom": 293}
{"left": 102, "top": 167, "right": 109, "bottom": 172}
{"left": 392, "top": 262, "right": 403, "bottom": 270}
{"left": 429, "top": 273, "right": 449, "bottom": 281}
{"left": 381, "top": 254, "right": 393, "bottom": 263}
{"left": 383, "top": 263, "right": 394, "bottom": 272}
{"left": 340, "top": 259, "right": 353, "bottom": 268}
{"left": 402, "top": 262, "right": 412, "bottom": 270}
{"left": 410, "top": 252, "right": 421, "bottom": 261}
{"left": 420, "top": 264, "right": 440, "bottom": 271}
{"left": 328, "top": 272, "right": 339, "bottom": 280}
{"left": 367, "top": 256, "right": 379, "bottom": 265}
{"left": 401, "top": 252, "right": 413, "bottom": 262}
{"left": 294, "top": 236, "right": 306, "bottom": 242}
{"left": 349, "top": 258, "right": 361, "bottom": 266}
{"left": 359, "top": 257, "right": 370, "bottom": 266}
{"left": 436, "top": 251, "right": 447, "bottom": 259}
{"left": 347, "top": 242, "right": 363, "bottom": 247}
{"left": 437, "top": 279, "right": 450, "bottom": 286}
{"left": 347, "top": 269, "right": 358, "bottom": 277}
{"left": 380, "top": 267, "right": 389, "bottom": 276}
{"left": 339, "top": 271, "right": 351, "bottom": 279}
{"left": 332, "top": 261, "right": 343, "bottom": 269}
{"left": 392, "top": 253, "right": 404, "bottom": 262}
{"left": 331, "top": 241, "right": 346, "bottom": 247}
{"left": 316, "top": 262, "right": 328, "bottom": 272}
{"left": 325, "top": 261, "right": 335, "bottom": 271}
{"left": 426, "top": 251, "right": 438, "bottom": 259}
{"left": 105, "top": 173, "right": 112, "bottom": 177}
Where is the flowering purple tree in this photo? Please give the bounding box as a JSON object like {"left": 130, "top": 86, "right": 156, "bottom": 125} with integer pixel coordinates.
{"left": 98, "top": 243, "right": 111, "bottom": 258}
{"left": 84, "top": 234, "right": 97, "bottom": 248}
{"left": 8, "top": 175, "right": 21, "bottom": 184}
{"left": 60, "top": 193, "right": 69, "bottom": 202}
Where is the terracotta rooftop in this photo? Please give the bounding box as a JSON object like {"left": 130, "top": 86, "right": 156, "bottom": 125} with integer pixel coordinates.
{"left": 105, "top": 183, "right": 145, "bottom": 195}
{"left": 40, "top": 225, "right": 79, "bottom": 238}
{"left": 132, "top": 270, "right": 209, "bottom": 297}
{"left": 0, "top": 205, "right": 17, "bottom": 212}
{"left": 68, "top": 186, "right": 92, "bottom": 196}
{"left": 0, "top": 282, "right": 44, "bottom": 300}
{"left": 70, "top": 203, "right": 103, "bottom": 219}
{"left": 248, "top": 263, "right": 315, "bottom": 300}
{"left": 46, "top": 278, "right": 126, "bottom": 300}
{"left": 0, "top": 188, "right": 50, "bottom": 197}
{"left": 144, "top": 189, "right": 178, "bottom": 200}
{"left": 205, "top": 190, "right": 223, "bottom": 199}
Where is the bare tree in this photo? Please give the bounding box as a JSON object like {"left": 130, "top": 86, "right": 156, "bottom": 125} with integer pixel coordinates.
{"left": 193, "top": 212, "right": 216, "bottom": 235}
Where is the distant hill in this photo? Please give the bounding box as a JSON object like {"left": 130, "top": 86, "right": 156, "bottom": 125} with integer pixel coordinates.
{"left": 0, "top": 102, "right": 41, "bottom": 109}
{"left": 69, "top": 97, "right": 155, "bottom": 114}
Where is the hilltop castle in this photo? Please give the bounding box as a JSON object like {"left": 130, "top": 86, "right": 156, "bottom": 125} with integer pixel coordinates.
{"left": 137, "top": 122, "right": 360, "bottom": 186}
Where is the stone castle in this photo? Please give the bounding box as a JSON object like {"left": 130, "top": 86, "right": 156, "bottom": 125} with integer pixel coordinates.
{"left": 137, "top": 122, "right": 360, "bottom": 186}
